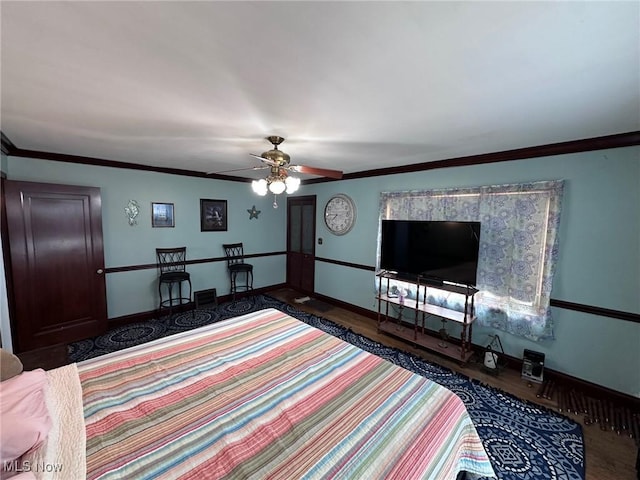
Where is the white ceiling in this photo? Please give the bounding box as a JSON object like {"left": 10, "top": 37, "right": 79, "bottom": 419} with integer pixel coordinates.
{"left": 1, "top": 1, "right": 639, "bottom": 180}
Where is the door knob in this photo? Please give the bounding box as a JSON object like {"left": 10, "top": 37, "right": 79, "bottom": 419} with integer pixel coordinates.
{"left": 96, "top": 269, "right": 104, "bottom": 275}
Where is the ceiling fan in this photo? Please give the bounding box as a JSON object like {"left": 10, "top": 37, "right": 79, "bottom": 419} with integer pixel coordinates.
{"left": 213, "top": 136, "right": 344, "bottom": 180}
{"left": 213, "top": 136, "right": 343, "bottom": 208}
{"left": 251, "top": 136, "right": 343, "bottom": 179}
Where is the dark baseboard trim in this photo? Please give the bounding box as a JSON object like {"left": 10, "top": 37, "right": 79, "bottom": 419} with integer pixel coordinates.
{"left": 310, "top": 289, "right": 640, "bottom": 411}
{"left": 479, "top": 348, "right": 640, "bottom": 411}
{"left": 312, "top": 291, "right": 379, "bottom": 321}
{"left": 108, "top": 309, "right": 158, "bottom": 328}
{"left": 107, "top": 283, "right": 638, "bottom": 410}
{"left": 107, "top": 283, "right": 287, "bottom": 328}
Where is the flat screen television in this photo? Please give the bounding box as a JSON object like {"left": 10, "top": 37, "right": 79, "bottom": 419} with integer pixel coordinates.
{"left": 380, "top": 220, "right": 481, "bottom": 286}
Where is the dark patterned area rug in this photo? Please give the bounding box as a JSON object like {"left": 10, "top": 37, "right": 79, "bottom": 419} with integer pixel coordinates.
{"left": 69, "top": 295, "right": 585, "bottom": 480}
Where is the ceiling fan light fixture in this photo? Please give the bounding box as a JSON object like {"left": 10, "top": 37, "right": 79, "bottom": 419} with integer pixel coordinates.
{"left": 285, "top": 176, "right": 300, "bottom": 194}
{"left": 246, "top": 136, "right": 341, "bottom": 207}
{"left": 252, "top": 178, "right": 268, "bottom": 196}
{"left": 268, "top": 179, "right": 286, "bottom": 195}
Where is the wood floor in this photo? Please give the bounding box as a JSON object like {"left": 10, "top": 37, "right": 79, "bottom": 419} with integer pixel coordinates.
{"left": 268, "top": 288, "right": 639, "bottom": 480}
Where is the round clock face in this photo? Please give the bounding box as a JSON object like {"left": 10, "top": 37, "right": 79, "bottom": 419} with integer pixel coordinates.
{"left": 324, "top": 194, "right": 356, "bottom": 235}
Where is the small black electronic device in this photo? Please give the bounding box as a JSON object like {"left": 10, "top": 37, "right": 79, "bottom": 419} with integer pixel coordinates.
{"left": 522, "top": 349, "right": 545, "bottom": 383}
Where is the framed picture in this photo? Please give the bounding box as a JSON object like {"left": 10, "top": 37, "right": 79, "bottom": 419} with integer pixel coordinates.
{"left": 151, "top": 202, "right": 175, "bottom": 228}
{"left": 200, "top": 199, "right": 227, "bottom": 232}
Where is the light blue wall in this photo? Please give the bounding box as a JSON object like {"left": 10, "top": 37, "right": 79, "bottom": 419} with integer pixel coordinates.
{"left": 306, "top": 146, "right": 640, "bottom": 397}
{"left": 4, "top": 147, "right": 639, "bottom": 397}
{"left": 5, "top": 157, "right": 287, "bottom": 318}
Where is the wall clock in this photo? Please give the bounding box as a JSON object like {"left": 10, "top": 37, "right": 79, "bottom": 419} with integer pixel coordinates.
{"left": 324, "top": 194, "right": 356, "bottom": 235}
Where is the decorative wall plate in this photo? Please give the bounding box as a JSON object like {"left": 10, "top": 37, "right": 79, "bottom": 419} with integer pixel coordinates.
{"left": 125, "top": 200, "right": 140, "bottom": 226}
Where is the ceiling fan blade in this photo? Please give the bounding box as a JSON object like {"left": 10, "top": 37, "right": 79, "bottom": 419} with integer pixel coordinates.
{"left": 249, "top": 153, "right": 279, "bottom": 166}
{"left": 208, "top": 165, "right": 268, "bottom": 175}
{"left": 289, "top": 164, "right": 343, "bottom": 179}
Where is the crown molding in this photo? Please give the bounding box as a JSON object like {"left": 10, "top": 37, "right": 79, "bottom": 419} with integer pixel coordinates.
{"left": 1, "top": 132, "right": 17, "bottom": 156}
{"left": 2, "top": 140, "right": 249, "bottom": 183}
{"left": 306, "top": 130, "right": 640, "bottom": 183}
{"left": 1, "top": 130, "right": 638, "bottom": 183}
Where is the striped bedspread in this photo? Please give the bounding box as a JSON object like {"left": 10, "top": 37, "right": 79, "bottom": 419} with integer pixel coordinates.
{"left": 78, "top": 308, "right": 495, "bottom": 479}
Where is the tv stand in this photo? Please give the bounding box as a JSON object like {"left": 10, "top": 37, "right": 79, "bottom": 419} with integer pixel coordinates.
{"left": 422, "top": 276, "right": 444, "bottom": 286}
{"left": 375, "top": 271, "right": 478, "bottom": 364}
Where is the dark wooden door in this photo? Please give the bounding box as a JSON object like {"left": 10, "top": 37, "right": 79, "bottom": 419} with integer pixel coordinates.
{"left": 287, "top": 195, "right": 316, "bottom": 293}
{"left": 5, "top": 180, "right": 107, "bottom": 352}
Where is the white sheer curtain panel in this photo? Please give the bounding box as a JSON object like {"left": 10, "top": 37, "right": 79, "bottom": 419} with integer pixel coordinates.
{"left": 378, "top": 180, "right": 564, "bottom": 341}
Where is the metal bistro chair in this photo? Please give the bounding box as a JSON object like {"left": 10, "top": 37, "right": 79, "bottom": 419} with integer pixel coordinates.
{"left": 222, "top": 243, "right": 253, "bottom": 300}
{"left": 156, "top": 247, "right": 193, "bottom": 318}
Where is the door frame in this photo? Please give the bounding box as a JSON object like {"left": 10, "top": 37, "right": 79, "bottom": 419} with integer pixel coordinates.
{"left": 0, "top": 176, "right": 17, "bottom": 351}
{"left": 4, "top": 180, "right": 107, "bottom": 352}
{"left": 286, "top": 195, "right": 316, "bottom": 293}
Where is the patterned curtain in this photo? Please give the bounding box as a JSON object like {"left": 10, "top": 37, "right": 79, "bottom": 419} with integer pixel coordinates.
{"left": 378, "top": 180, "right": 564, "bottom": 341}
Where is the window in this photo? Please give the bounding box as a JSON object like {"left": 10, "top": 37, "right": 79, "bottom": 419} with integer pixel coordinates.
{"left": 379, "top": 180, "right": 564, "bottom": 340}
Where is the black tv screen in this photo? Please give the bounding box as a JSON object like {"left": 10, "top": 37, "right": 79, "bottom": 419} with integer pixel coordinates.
{"left": 380, "top": 220, "right": 481, "bottom": 286}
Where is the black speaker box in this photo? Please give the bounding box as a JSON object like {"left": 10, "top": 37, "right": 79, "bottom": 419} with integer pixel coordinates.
{"left": 522, "top": 349, "right": 545, "bottom": 383}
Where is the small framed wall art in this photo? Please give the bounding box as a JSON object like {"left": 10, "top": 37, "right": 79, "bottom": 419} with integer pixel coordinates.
{"left": 200, "top": 199, "right": 228, "bottom": 231}
{"left": 151, "top": 202, "right": 175, "bottom": 228}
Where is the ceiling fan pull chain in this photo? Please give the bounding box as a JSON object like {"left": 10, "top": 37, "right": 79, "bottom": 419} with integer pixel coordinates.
{"left": 273, "top": 194, "right": 278, "bottom": 209}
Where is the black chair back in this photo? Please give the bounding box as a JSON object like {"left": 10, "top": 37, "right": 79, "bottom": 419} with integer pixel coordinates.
{"left": 156, "top": 247, "right": 187, "bottom": 274}
{"left": 223, "top": 243, "right": 247, "bottom": 268}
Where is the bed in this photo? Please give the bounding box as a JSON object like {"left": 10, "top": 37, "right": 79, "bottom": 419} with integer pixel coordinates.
{"left": 22, "top": 308, "right": 496, "bottom": 479}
